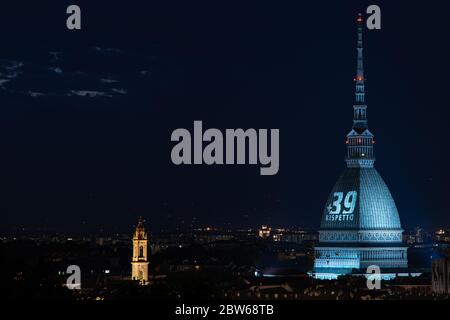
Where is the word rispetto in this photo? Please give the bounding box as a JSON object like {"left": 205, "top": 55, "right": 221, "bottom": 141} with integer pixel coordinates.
{"left": 170, "top": 121, "right": 279, "bottom": 175}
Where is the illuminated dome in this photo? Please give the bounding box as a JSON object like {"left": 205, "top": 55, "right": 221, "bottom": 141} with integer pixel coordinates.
{"left": 320, "top": 167, "right": 402, "bottom": 231}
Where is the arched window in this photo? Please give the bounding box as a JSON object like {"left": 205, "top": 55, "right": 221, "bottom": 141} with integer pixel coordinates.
{"left": 139, "top": 246, "right": 144, "bottom": 258}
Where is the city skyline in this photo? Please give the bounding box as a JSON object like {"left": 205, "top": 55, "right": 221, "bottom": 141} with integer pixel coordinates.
{"left": 1, "top": 1, "right": 450, "bottom": 307}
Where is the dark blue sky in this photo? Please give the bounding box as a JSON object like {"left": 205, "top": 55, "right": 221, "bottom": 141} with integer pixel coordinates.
{"left": 0, "top": 1, "right": 449, "bottom": 233}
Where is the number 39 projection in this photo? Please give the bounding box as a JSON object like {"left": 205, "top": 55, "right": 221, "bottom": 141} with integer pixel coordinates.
{"left": 326, "top": 191, "right": 357, "bottom": 222}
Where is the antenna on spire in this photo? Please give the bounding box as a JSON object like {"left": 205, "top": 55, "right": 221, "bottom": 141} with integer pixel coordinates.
{"left": 355, "top": 13, "right": 365, "bottom": 82}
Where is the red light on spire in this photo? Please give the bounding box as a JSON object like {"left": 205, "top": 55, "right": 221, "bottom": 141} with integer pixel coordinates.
{"left": 357, "top": 13, "right": 364, "bottom": 23}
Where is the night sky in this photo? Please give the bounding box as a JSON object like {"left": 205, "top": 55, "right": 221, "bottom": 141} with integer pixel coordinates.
{"left": 0, "top": 1, "right": 449, "bottom": 233}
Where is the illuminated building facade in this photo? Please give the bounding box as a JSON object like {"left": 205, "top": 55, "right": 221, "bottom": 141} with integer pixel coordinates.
{"left": 131, "top": 218, "right": 149, "bottom": 284}
{"left": 258, "top": 225, "right": 272, "bottom": 239}
{"left": 313, "top": 14, "right": 408, "bottom": 280}
{"left": 432, "top": 257, "right": 450, "bottom": 294}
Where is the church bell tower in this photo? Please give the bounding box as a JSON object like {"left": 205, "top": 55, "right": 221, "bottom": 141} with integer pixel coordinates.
{"left": 131, "top": 218, "right": 149, "bottom": 284}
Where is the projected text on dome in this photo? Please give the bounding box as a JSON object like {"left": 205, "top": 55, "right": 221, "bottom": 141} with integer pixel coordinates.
{"left": 325, "top": 191, "right": 357, "bottom": 221}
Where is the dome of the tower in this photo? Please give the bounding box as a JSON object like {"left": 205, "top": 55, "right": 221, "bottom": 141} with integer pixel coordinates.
{"left": 320, "top": 167, "right": 402, "bottom": 231}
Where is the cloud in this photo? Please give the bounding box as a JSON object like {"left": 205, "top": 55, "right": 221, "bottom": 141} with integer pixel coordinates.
{"left": 5, "top": 61, "right": 23, "bottom": 71}
{"left": 27, "top": 91, "right": 46, "bottom": 97}
{"left": 68, "top": 90, "right": 113, "bottom": 98}
{"left": 0, "top": 60, "right": 24, "bottom": 80}
{"left": 5, "top": 72, "right": 19, "bottom": 79}
{"left": 0, "top": 79, "right": 10, "bottom": 87}
{"left": 93, "top": 47, "right": 122, "bottom": 54}
{"left": 112, "top": 88, "right": 127, "bottom": 94}
{"left": 100, "top": 78, "right": 119, "bottom": 84}
{"left": 49, "top": 67, "right": 63, "bottom": 74}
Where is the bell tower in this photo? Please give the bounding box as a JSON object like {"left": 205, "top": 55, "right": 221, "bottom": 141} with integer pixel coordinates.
{"left": 131, "top": 218, "right": 149, "bottom": 284}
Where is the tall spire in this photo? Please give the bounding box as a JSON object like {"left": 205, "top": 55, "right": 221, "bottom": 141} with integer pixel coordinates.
{"left": 356, "top": 13, "right": 364, "bottom": 86}
{"left": 353, "top": 13, "right": 367, "bottom": 128}
{"left": 345, "top": 13, "right": 375, "bottom": 168}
